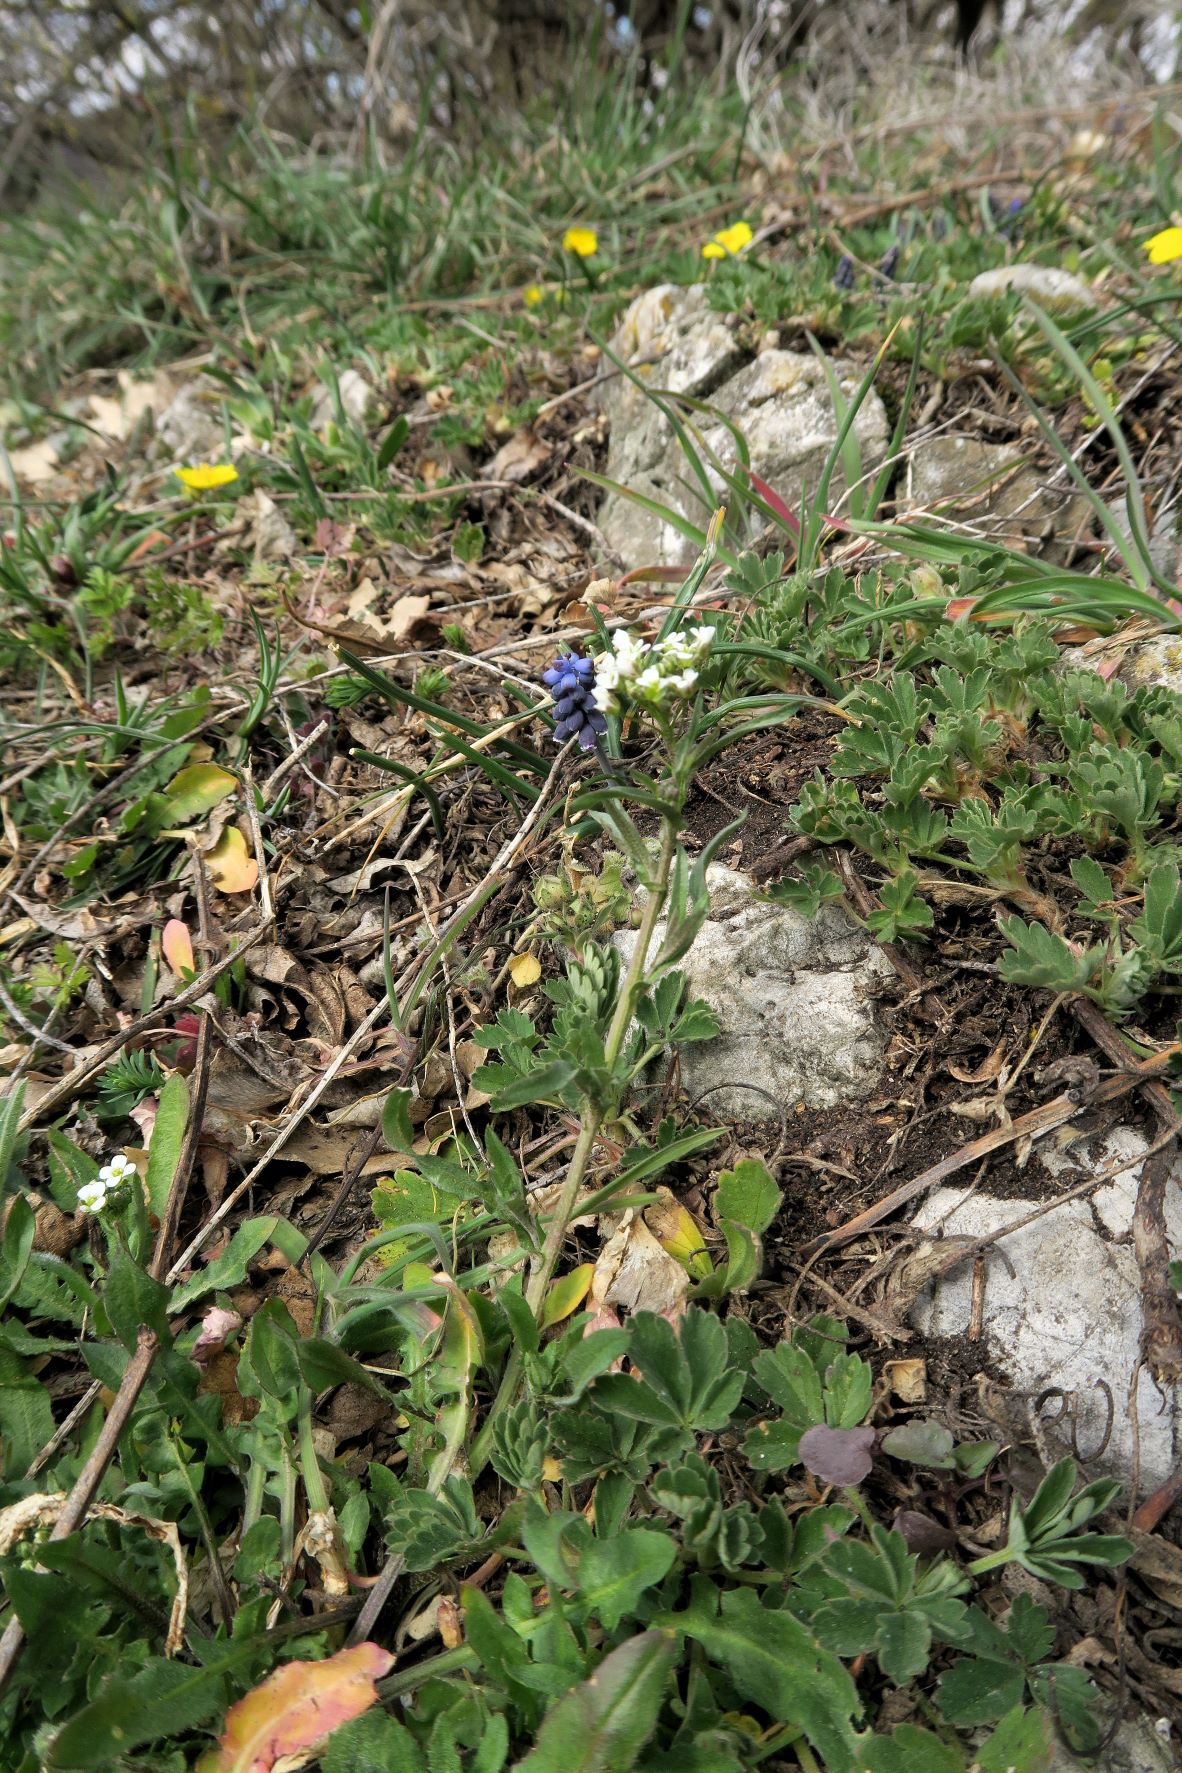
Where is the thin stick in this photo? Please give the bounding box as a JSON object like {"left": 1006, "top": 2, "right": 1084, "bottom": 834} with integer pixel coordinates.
{"left": 242, "top": 763, "right": 275, "bottom": 924}
{"left": 800, "top": 1045, "right": 1182, "bottom": 1259}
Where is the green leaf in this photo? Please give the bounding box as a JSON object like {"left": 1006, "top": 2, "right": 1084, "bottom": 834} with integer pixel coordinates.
{"left": 513, "top": 1630, "right": 676, "bottom": 1773}
{"left": 936, "top": 1654, "right": 1026, "bottom": 1726}
{"left": 0, "top": 1192, "right": 35, "bottom": 1313}
{"left": 576, "top": 1529, "right": 678, "bottom": 1631}
{"left": 158, "top": 762, "right": 238, "bottom": 825}
{"left": 44, "top": 1650, "right": 252, "bottom": 1767}
{"left": 859, "top": 1724, "right": 965, "bottom": 1773}
{"left": 713, "top": 1159, "right": 781, "bottom": 1236}
{"left": 382, "top": 1086, "right": 416, "bottom": 1156}
{"left": 881, "top": 1420, "right": 956, "bottom": 1470}
{"left": 975, "top": 1706, "right": 1054, "bottom": 1773}
{"left": 675, "top": 1584, "right": 861, "bottom": 1773}
{"left": 0, "top": 1337, "right": 55, "bottom": 1476}
{"left": 145, "top": 1071, "right": 190, "bottom": 1218}
{"left": 0, "top": 1082, "right": 26, "bottom": 1193}
{"left": 170, "top": 1216, "right": 279, "bottom": 1312}
{"left": 239, "top": 1300, "right": 302, "bottom": 1408}
{"left": 592, "top": 1310, "right": 744, "bottom": 1436}
{"left": 323, "top": 1709, "right": 427, "bottom": 1773}
{"left": 102, "top": 1246, "right": 172, "bottom": 1351}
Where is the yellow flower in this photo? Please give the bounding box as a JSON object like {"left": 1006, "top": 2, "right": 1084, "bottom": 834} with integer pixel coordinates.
{"left": 1143, "top": 227, "right": 1182, "bottom": 265}
{"left": 702, "top": 220, "right": 754, "bottom": 260}
{"left": 562, "top": 226, "right": 598, "bottom": 258}
{"left": 523, "top": 283, "right": 544, "bottom": 308}
{"left": 175, "top": 463, "right": 239, "bottom": 493}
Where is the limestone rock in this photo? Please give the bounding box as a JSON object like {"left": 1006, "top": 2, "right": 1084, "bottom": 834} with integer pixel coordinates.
{"left": 906, "top": 434, "right": 1091, "bottom": 543}
{"left": 968, "top": 264, "right": 1100, "bottom": 314}
{"left": 909, "top": 1127, "right": 1182, "bottom": 1490}
{"left": 157, "top": 378, "right": 226, "bottom": 463}
{"left": 1121, "top": 634, "right": 1182, "bottom": 696}
{"left": 310, "top": 367, "right": 374, "bottom": 430}
{"left": 1049, "top": 1715, "right": 1174, "bottom": 1773}
{"left": 597, "top": 286, "right": 889, "bottom": 568}
{"left": 617, "top": 864, "right": 892, "bottom": 1120}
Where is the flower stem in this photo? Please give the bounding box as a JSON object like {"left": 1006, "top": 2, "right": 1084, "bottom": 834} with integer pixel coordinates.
{"left": 470, "top": 814, "right": 680, "bottom": 1476}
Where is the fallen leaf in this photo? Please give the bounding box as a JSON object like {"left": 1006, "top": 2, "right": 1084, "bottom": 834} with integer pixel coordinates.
{"left": 486, "top": 428, "right": 550, "bottom": 484}
{"left": 7, "top": 440, "right": 58, "bottom": 484}
{"left": 162, "top": 764, "right": 239, "bottom": 825}
{"left": 883, "top": 1358, "right": 927, "bottom": 1404}
{"left": 89, "top": 375, "right": 157, "bottom": 441}
{"left": 205, "top": 827, "right": 259, "bottom": 894}
{"left": 197, "top": 1643, "right": 394, "bottom": 1773}
{"left": 591, "top": 1211, "right": 689, "bottom": 1318}
{"left": 162, "top": 919, "right": 196, "bottom": 976}
{"left": 540, "top": 1262, "right": 594, "bottom": 1329}
{"left": 509, "top": 952, "right": 542, "bottom": 988}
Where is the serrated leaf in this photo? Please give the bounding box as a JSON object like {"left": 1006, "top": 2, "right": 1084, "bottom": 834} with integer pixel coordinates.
{"left": 859, "top": 1723, "right": 965, "bottom": 1773}
{"left": 575, "top": 1528, "right": 678, "bottom": 1630}
{"left": 322, "top": 1710, "right": 427, "bottom": 1773}
{"left": 976, "top": 1706, "right": 1053, "bottom": 1773}
{"left": 675, "top": 1584, "right": 861, "bottom": 1772}
{"left": 514, "top": 1629, "right": 676, "bottom": 1773}
{"left": 714, "top": 1159, "right": 781, "bottom": 1236}
{"left": 0, "top": 1338, "right": 55, "bottom": 1477}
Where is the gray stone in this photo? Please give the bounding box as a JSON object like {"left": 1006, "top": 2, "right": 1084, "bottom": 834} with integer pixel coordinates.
{"left": 909, "top": 1127, "right": 1182, "bottom": 1490}
{"left": 1120, "top": 633, "right": 1182, "bottom": 696}
{"left": 968, "top": 264, "right": 1100, "bottom": 314}
{"left": 157, "top": 378, "right": 226, "bottom": 462}
{"left": 1049, "top": 1715, "right": 1174, "bottom": 1772}
{"left": 617, "top": 864, "right": 892, "bottom": 1120}
{"left": 906, "top": 434, "right": 1092, "bottom": 542}
{"left": 310, "top": 367, "right": 374, "bottom": 430}
{"left": 596, "top": 286, "right": 888, "bottom": 568}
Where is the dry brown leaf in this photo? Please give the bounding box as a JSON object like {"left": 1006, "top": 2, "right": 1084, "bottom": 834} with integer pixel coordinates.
{"left": 205, "top": 826, "right": 259, "bottom": 894}
{"left": 486, "top": 428, "right": 550, "bottom": 483}
{"left": 591, "top": 1210, "right": 689, "bottom": 1318}
{"left": 884, "top": 1358, "right": 928, "bottom": 1404}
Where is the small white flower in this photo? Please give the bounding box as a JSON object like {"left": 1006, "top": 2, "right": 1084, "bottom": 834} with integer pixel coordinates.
{"left": 77, "top": 1181, "right": 108, "bottom": 1215}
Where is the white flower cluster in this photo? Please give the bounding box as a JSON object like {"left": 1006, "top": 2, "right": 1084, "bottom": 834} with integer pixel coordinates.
{"left": 77, "top": 1152, "right": 137, "bottom": 1216}
{"left": 593, "top": 625, "right": 716, "bottom": 715}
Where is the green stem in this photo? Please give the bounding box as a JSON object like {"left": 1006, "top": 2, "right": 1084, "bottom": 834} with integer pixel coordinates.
{"left": 298, "top": 1389, "right": 330, "bottom": 1514}
{"left": 471, "top": 815, "right": 680, "bottom": 1475}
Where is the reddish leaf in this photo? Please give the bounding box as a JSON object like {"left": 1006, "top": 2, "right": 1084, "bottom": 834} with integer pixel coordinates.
{"left": 198, "top": 1643, "right": 394, "bottom": 1773}
{"left": 798, "top": 1424, "right": 876, "bottom": 1486}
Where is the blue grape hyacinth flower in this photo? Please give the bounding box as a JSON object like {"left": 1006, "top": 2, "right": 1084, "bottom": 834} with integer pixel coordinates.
{"left": 543, "top": 653, "right": 607, "bottom": 751}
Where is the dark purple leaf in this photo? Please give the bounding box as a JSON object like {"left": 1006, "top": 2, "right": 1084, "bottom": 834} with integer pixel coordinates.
{"left": 798, "top": 1424, "right": 876, "bottom": 1486}
{"left": 892, "top": 1510, "right": 956, "bottom": 1555}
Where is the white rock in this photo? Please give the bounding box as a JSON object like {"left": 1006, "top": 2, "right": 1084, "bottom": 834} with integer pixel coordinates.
{"left": 617, "top": 864, "right": 892, "bottom": 1120}
{"left": 596, "top": 286, "right": 888, "bottom": 567}
{"left": 1121, "top": 634, "right": 1182, "bottom": 696}
{"left": 310, "top": 367, "right": 374, "bottom": 430}
{"left": 157, "top": 379, "right": 226, "bottom": 462}
{"left": 906, "top": 434, "right": 1091, "bottom": 540}
{"left": 1049, "top": 1715, "right": 1174, "bottom": 1773}
{"left": 909, "top": 1128, "right": 1182, "bottom": 1489}
{"left": 967, "top": 264, "right": 1099, "bottom": 314}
